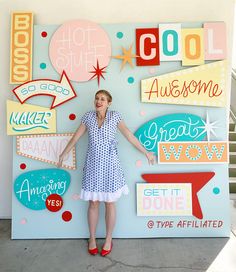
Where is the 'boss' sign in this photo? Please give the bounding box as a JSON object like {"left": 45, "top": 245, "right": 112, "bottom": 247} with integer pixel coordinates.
{"left": 10, "top": 12, "right": 33, "bottom": 84}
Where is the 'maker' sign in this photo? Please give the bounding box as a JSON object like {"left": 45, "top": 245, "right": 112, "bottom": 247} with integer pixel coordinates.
{"left": 7, "top": 100, "right": 56, "bottom": 135}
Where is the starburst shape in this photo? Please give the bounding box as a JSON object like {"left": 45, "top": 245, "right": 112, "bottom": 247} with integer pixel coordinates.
{"left": 89, "top": 60, "right": 107, "bottom": 86}
{"left": 112, "top": 44, "right": 137, "bottom": 70}
{"left": 195, "top": 112, "right": 219, "bottom": 141}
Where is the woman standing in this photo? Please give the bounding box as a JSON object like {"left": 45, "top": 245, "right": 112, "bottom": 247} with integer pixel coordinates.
{"left": 58, "top": 90, "right": 155, "bottom": 256}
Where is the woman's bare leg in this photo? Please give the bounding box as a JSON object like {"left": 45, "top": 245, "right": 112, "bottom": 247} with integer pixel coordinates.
{"left": 103, "top": 202, "right": 116, "bottom": 250}
{"left": 88, "top": 200, "right": 100, "bottom": 249}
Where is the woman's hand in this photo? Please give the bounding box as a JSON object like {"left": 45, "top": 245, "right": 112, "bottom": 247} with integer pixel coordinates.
{"left": 145, "top": 152, "right": 156, "bottom": 165}
{"left": 57, "top": 154, "right": 65, "bottom": 168}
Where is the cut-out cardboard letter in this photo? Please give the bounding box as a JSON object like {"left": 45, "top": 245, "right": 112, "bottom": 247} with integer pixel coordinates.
{"left": 10, "top": 12, "right": 33, "bottom": 84}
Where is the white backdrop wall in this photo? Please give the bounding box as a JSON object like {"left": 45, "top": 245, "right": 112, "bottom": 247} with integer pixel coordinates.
{"left": 0, "top": 0, "right": 235, "bottom": 218}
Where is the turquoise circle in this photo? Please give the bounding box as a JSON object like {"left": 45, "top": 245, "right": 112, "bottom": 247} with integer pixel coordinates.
{"left": 213, "top": 187, "right": 220, "bottom": 195}
{"left": 116, "top": 32, "right": 123, "bottom": 39}
{"left": 40, "top": 63, "right": 46, "bottom": 69}
{"left": 128, "top": 77, "right": 134, "bottom": 84}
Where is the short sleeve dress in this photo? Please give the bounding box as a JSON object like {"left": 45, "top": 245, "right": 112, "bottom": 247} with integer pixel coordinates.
{"left": 80, "top": 110, "right": 129, "bottom": 202}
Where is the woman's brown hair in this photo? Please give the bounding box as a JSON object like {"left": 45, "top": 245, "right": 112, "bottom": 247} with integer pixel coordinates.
{"left": 95, "top": 90, "right": 112, "bottom": 103}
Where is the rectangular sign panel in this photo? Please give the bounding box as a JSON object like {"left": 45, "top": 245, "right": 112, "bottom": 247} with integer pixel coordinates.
{"left": 16, "top": 134, "right": 76, "bottom": 169}
{"left": 136, "top": 28, "right": 160, "bottom": 66}
{"left": 159, "top": 23, "right": 182, "bottom": 61}
{"left": 181, "top": 28, "right": 204, "bottom": 66}
{"left": 141, "top": 60, "right": 227, "bottom": 107}
{"left": 10, "top": 12, "right": 33, "bottom": 84}
{"left": 137, "top": 183, "right": 192, "bottom": 216}
{"left": 7, "top": 100, "right": 56, "bottom": 135}
{"left": 204, "top": 22, "right": 226, "bottom": 60}
{"left": 158, "top": 141, "right": 228, "bottom": 164}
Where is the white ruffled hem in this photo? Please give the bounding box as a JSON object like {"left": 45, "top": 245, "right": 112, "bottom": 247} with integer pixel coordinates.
{"left": 80, "top": 184, "right": 129, "bottom": 202}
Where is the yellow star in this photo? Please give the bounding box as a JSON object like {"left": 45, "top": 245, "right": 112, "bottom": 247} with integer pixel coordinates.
{"left": 112, "top": 44, "right": 137, "bottom": 70}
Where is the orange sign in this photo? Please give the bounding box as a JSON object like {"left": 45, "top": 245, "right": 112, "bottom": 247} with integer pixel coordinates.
{"left": 158, "top": 141, "right": 228, "bottom": 164}
{"left": 10, "top": 12, "right": 33, "bottom": 84}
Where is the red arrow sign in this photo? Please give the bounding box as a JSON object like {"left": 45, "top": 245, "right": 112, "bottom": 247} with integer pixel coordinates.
{"left": 12, "top": 71, "right": 77, "bottom": 109}
{"left": 141, "top": 172, "right": 215, "bottom": 219}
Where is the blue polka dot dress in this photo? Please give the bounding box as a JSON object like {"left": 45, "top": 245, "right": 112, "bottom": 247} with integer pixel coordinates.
{"left": 80, "top": 110, "right": 129, "bottom": 202}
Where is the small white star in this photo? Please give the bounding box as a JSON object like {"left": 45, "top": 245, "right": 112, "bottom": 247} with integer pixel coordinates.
{"left": 196, "top": 112, "right": 219, "bottom": 141}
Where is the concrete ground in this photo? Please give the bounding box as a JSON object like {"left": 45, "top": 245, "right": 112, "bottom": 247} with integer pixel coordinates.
{"left": 0, "top": 199, "right": 236, "bottom": 272}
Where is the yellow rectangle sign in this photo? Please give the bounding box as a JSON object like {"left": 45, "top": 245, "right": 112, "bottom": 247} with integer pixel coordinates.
{"left": 7, "top": 100, "right": 56, "bottom": 135}
{"left": 141, "top": 60, "right": 227, "bottom": 107}
{"left": 10, "top": 12, "right": 33, "bottom": 84}
{"left": 181, "top": 28, "right": 204, "bottom": 66}
{"left": 158, "top": 141, "right": 228, "bottom": 164}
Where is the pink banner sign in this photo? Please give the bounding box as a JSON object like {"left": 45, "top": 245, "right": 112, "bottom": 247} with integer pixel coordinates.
{"left": 17, "top": 134, "right": 76, "bottom": 169}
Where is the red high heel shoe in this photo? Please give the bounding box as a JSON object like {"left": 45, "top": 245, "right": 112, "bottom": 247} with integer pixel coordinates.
{"left": 101, "top": 242, "right": 113, "bottom": 257}
{"left": 88, "top": 247, "right": 98, "bottom": 255}
{"left": 88, "top": 241, "right": 98, "bottom": 255}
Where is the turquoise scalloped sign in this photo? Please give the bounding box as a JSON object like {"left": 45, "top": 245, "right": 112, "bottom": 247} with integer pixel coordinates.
{"left": 14, "top": 168, "right": 70, "bottom": 210}
{"left": 134, "top": 113, "right": 206, "bottom": 155}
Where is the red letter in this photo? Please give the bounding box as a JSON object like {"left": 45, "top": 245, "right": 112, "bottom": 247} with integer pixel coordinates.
{"left": 136, "top": 28, "right": 160, "bottom": 66}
